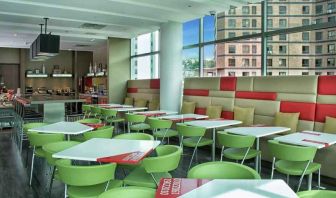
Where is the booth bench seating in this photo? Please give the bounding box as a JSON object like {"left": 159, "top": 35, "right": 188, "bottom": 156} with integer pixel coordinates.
{"left": 183, "top": 75, "right": 336, "bottom": 179}
{"left": 125, "top": 79, "right": 160, "bottom": 110}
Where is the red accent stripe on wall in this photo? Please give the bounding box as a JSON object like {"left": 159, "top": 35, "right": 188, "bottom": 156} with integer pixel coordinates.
{"left": 220, "top": 77, "right": 237, "bottom": 91}
{"left": 235, "top": 91, "right": 277, "bottom": 101}
{"left": 318, "top": 76, "right": 336, "bottom": 95}
{"left": 221, "top": 111, "right": 234, "bottom": 120}
{"left": 280, "top": 101, "right": 316, "bottom": 121}
{"left": 184, "top": 89, "right": 210, "bottom": 96}
{"left": 194, "top": 107, "right": 206, "bottom": 115}
{"left": 315, "top": 104, "right": 336, "bottom": 122}
{"left": 150, "top": 79, "right": 160, "bottom": 89}
{"left": 127, "top": 88, "right": 138, "bottom": 93}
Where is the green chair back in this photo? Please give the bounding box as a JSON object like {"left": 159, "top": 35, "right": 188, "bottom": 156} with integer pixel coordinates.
{"left": 143, "top": 145, "right": 182, "bottom": 173}
{"left": 77, "top": 119, "right": 102, "bottom": 124}
{"left": 187, "top": 161, "right": 261, "bottom": 179}
{"left": 268, "top": 140, "right": 317, "bottom": 162}
{"left": 84, "top": 126, "right": 114, "bottom": 140}
{"left": 42, "top": 141, "right": 80, "bottom": 165}
{"left": 98, "top": 187, "right": 155, "bottom": 198}
{"left": 113, "top": 133, "right": 154, "bottom": 140}
{"left": 23, "top": 122, "right": 48, "bottom": 133}
{"left": 297, "top": 190, "right": 336, "bottom": 198}
{"left": 101, "top": 108, "right": 118, "bottom": 117}
{"left": 176, "top": 123, "right": 206, "bottom": 137}
{"left": 56, "top": 159, "right": 117, "bottom": 186}
{"left": 82, "top": 105, "right": 92, "bottom": 113}
{"left": 91, "top": 106, "right": 102, "bottom": 115}
{"left": 126, "top": 113, "right": 146, "bottom": 123}
{"left": 217, "top": 132, "right": 256, "bottom": 148}
{"left": 148, "top": 118, "right": 172, "bottom": 129}
{"left": 27, "top": 132, "right": 65, "bottom": 147}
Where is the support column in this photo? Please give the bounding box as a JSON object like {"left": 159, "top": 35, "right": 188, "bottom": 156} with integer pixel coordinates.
{"left": 160, "top": 21, "right": 183, "bottom": 112}
{"left": 107, "top": 37, "right": 131, "bottom": 103}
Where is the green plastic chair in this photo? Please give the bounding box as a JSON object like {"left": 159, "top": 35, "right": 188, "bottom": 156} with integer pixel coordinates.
{"left": 77, "top": 118, "right": 102, "bottom": 124}
{"left": 187, "top": 161, "right": 261, "bottom": 179}
{"left": 42, "top": 141, "right": 80, "bottom": 196}
{"left": 82, "top": 105, "right": 93, "bottom": 119}
{"left": 99, "top": 187, "right": 156, "bottom": 198}
{"left": 84, "top": 126, "right": 114, "bottom": 140}
{"left": 101, "top": 109, "right": 125, "bottom": 133}
{"left": 56, "top": 159, "right": 123, "bottom": 198}
{"left": 148, "top": 118, "right": 178, "bottom": 144}
{"left": 21, "top": 122, "right": 48, "bottom": 153}
{"left": 124, "top": 145, "right": 182, "bottom": 188}
{"left": 268, "top": 140, "right": 321, "bottom": 192}
{"left": 126, "top": 113, "right": 150, "bottom": 133}
{"left": 26, "top": 132, "right": 65, "bottom": 186}
{"left": 217, "top": 131, "right": 261, "bottom": 170}
{"left": 113, "top": 133, "right": 154, "bottom": 140}
{"left": 91, "top": 106, "right": 102, "bottom": 119}
{"left": 176, "top": 123, "right": 212, "bottom": 170}
{"left": 297, "top": 190, "right": 336, "bottom": 198}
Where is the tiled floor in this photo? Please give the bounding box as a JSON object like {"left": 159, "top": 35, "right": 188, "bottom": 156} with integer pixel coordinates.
{"left": 1, "top": 128, "right": 335, "bottom": 198}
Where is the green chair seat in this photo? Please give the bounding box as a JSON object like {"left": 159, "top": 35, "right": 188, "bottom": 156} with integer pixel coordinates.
{"left": 68, "top": 179, "right": 123, "bottom": 198}
{"left": 153, "top": 129, "right": 178, "bottom": 138}
{"left": 123, "top": 166, "right": 171, "bottom": 188}
{"left": 297, "top": 190, "right": 336, "bottom": 198}
{"left": 130, "top": 123, "right": 151, "bottom": 131}
{"left": 106, "top": 118, "right": 125, "bottom": 123}
{"left": 98, "top": 187, "right": 156, "bottom": 198}
{"left": 35, "top": 148, "right": 45, "bottom": 157}
{"left": 182, "top": 137, "right": 213, "bottom": 147}
{"left": 275, "top": 160, "right": 321, "bottom": 176}
{"left": 223, "top": 148, "right": 260, "bottom": 161}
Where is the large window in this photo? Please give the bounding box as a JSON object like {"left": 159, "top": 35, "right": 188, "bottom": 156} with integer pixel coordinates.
{"left": 131, "top": 31, "right": 159, "bottom": 79}
{"left": 183, "top": 0, "right": 336, "bottom": 77}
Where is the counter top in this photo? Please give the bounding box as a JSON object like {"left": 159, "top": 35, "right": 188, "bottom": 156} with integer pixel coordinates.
{"left": 79, "top": 93, "right": 108, "bottom": 98}
{"left": 18, "top": 95, "right": 85, "bottom": 104}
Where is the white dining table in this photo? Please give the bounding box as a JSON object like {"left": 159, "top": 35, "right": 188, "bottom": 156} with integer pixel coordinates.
{"left": 158, "top": 114, "right": 209, "bottom": 122}
{"left": 224, "top": 126, "right": 290, "bottom": 172}
{"left": 155, "top": 178, "right": 298, "bottom": 198}
{"left": 112, "top": 107, "right": 148, "bottom": 112}
{"left": 98, "top": 103, "right": 133, "bottom": 108}
{"left": 28, "top": 121, "right": 94, "bottom": 140}
{"left": 134, "top": 110, "right": 178, "bottom": 117}
{"left": 53, "top": 138, "right": 161, "bottom": 164}
{"left": 184, "top": 120, "right": 242, "bottom": 161}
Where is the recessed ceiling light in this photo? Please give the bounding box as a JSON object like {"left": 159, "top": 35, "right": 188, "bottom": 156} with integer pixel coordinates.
{"left": 13, "top": 33, "right": 17, "bottom": 37}
{"left": 68, "top": 49, "right": 72, "bottom": 51}
{"left": 188, "top": 5, "right": 192, "bottom": 8}
{"left": 90, "top": 38, "right": 95, "bottom": 42}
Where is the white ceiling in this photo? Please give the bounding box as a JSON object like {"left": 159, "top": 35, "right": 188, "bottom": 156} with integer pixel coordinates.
{"left": 0, "top": 0, "right": 258, "bottom": 51}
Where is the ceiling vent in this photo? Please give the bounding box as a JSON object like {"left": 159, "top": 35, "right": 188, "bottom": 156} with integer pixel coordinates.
{"left": 75, "top": 44, "right": 91, "bottom": 47}
{"left": 79, "top": 23, "right": 106, "bottom": 30}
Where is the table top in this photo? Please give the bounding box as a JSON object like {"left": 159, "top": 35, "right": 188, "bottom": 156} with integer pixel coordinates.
{"left": 53, "top": 138, "right": 161, "bottom": 164}
{"left": 274, "top": 131, "right": 336, "bottom": 149}
{"left": 98, "top": 104, "right": 133, "bottom": 108}
{"left": 184, "top": 120, "right": 242, "bottom": 129}
{"left": 158, "top": 114, "right": 209, "bottom": 122}
{"left": 19, "top": 95, "right": 85, "bottom": 104}
{"left": 134, "top": 110, "right": 178, "bottom": 117}
{"left": 224, "top": 126, "right": 290, "bottom": 138}
{"left": 155, "top": 178, "right": 298, "bottom": 198}
{"left": 112, "top": 107, "right": 148, "bottom": 112}
{"left": 28, "top": 121, "right": 93, "bottom": 135}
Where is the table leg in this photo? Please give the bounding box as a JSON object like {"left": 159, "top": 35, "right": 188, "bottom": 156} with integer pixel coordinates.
{"left": 255, "top": 138, "right": 260, "bottom": 173}
{"left": 67, "top": 134, "right": 70, "bottom": 141}
{"left": 212, "top": 128, "right": 215, "bottom": 161}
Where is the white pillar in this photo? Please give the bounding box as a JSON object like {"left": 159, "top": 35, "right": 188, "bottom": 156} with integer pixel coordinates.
{"left": 160, "top": 21, "right": 183, "bottom": 112}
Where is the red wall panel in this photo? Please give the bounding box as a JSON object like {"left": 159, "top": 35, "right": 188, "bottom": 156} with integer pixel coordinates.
{"left": 280, "top": 101, "right": 316, "bottom": 121}
{"left": 184, "top": 89, "right": 210, "bottom": 96}
{"left": 318, "top": 76, "right": 336, "bottom": 95}
{"left": 315, "top": 104, "right": 336, "bottom": 122}
{"left": 235, "top": 91, "right": 277, "bottom": 101}
{"left": 220, "top": 77, "right": 237, "bottom": 91}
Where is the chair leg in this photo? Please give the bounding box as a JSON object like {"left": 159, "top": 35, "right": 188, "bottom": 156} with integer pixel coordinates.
{"left": 297, "top": 161, "right": 310, "bottom": 192}
{"left": 64, "top": 184, "right": 67, "bottom": 198}
{"left": 188, "top": 138, "right": 202, "bottom": 171}
{"left": 308, "top": 173, "right": 312, "bottom": 191}
{"left": 286, "top": 174, "right": 290, "bottom": 184}
{"left": 29, "top": 148, "right": 35, "bottom": 186}
{"left": 270, "top": 157, "right": 275, "bottom": 179}
{"left": 220, "top": 146, "right": 224, "bottom": 161}
{"left": 150, "top": 173, "right": 158, "bottom": 187}
{"left": 318, "top": 168, "right": 321, "bottom": 189}
{"left": 49, "top": 166, "right": 56, "bottom": 197}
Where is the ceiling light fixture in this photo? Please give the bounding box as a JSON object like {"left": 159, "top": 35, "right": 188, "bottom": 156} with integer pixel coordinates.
{"left": 90, "top": 38, "right": 95, "bottom": 42}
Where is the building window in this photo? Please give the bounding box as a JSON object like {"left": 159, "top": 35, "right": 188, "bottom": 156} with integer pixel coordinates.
{"left": 315, "top": 18, "right": 323, "bottom": 24}
{"left": 302, "top": 19, "right": 310, "bottom": 26}
{"left": 302, "top": 32, "right": 309, "bottom": 41}
{"left": 228, "top": 72, "right": 235, "bottom": 76}
{"left": 242, "top": 32, "right": 250, "bottom": 36}
{"left": 279, "top": 72, "right": 287, "bottom": 76}
{"left": 327, "top": 2, "right": 336, "bottom": 13}
{"left": 315, "top": 45, "right": 322, "bottom": 54}
{"left": 302, "top": 59, "right": 309, "bottom": 67}
{"left": 243, "top": 45, "right": 250, "bottom": 53}
{"left": 315, "top": 59, "right": 322, "bottom": 67}
{"left": 315, "top": 72, "right": 322, "bottom": 75}
{"left": 328, "top": 72, "right": 335, "bottom": 75}
{"left": 242, "top": 19, "right": 250, "bottom": 28}
{"left": 242, "top": 59, "right": 250, "bottom": 67}
{"left": 252, "top": 45, "right": 257, "bottom": 54}
{"left": 328, "top": 44, "right": 335, "bottom": 53}
{"left": 267, "top": 59, "right": 273, "bottom": 66}
{"left": 229, "top": 45, "right": 236, "bottom": 53}
{"left": 252, "top": 6, "right": 257, "bottom": 14}
{"left": 242, "top": 72, "right": 249, "bottom": 76}
{"left": 267, "top": 19, "right": 273, "bottom": 28}
{"left": 252, "top": 19, "right": 257, "bottom": 28}
{"left": 316, "top": 5, "right": 323, "bottom": 14}
{"left": 229, "top": 6, "right": 236, "bottom": 15}
{"left": 267, "top": 72, "right": 272, "bottom": 76}
{"left": 267, "top": 6, "right": 273, "bottom": 15}
{"left": 327, "top": 58, "right": 335, "bottom": 67}
{"left": 279, "top": 59, "right": 287, "bottom": 67}
{"left": 315, "top": 32, "right": 323, "bottom": 40}
{"left": 229, "top": 59, "right": 236, "bottom": 67}
{"left": 279, "top": 45, "right": 287, "bottom": 54}
{"left": 302, "top": 72, "right": 309, "bottom": 75}
{"left": 242, "top": 6, "right": 250, "bottom": 14}
{"left": 328, "top": 16, "right": 336, "bottom": 23}
{"left": 302, "top": 6, "right": 310, "bottom": 14}
{"left": 251, "top": 72, "right": 257, "bottom": 76}
{"left": 302, "top": 46, "right": 310, "bottom": 54}
{"left": 252, "top": 58, "right": 257, "bottom": 67}
{"left": 328, "top": 31, "right": 336, "bottom": 39}
{"left": 228, "top": 19, "right": 236, "bottom": 28}
{"left": 279, "top": 34, "right": 287, "bottom": 41}
{"left": 279, "top": 19, "right": 287, "bottom": 28}
{"left": 267, "top": 45, "right": 273, "bottom": 54}
{"left": 228, "top": 32, "right": 236, "bottom": 38}
{"left": 279, "top": 6, "right": 287, "bottom": 15}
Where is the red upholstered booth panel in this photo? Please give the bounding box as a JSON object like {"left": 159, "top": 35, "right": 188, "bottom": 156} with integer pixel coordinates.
{"left": 235, "top": 91, "right": 277, "bottom": 101}
{"left": 220, "top": 77, "right": 237, "bottom": 91}
{"left": 150, "top": 79, "right": 160, "bottom": 89}
{"left": 221, "top": 111, "right": 234, "bottom": 120}
{"left": 280, "top": 101, "right": 316, "bottom": 121}
{"left": 127, "top": 88, "right": 138, "bottom": 93}
{"left": 194, "top": 107, "right": 206, "bottom": 115}
{"left": 315, "top": 104, "right": 336, "bottom": 122}
{"left": 184, "top": 89, "right": 210, "bottom": 96}
{"left": 318, "top": 76, "right": 336, "bottom": 95}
